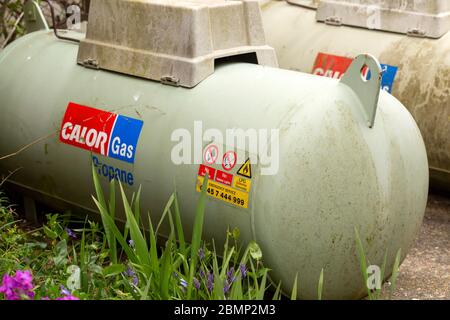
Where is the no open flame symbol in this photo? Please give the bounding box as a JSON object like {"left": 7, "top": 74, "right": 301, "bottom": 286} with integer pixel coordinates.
{"left": 222, "top": 151, "right": 237, "bottom": 171}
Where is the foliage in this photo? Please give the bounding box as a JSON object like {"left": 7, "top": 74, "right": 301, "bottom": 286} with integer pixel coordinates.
{"left": 0, "top": 173, "right": 403, "bottom": 300}
{"left": 0, "top": 0, "right": 91, "bottom": 48}
{"left": 0, "top": 168, "right": 273, "bottom": 300}
{"left": 0, "top": 0, "right": 25, "bottom": 46}
{"left": 354, "top": 227, "right": 401, "bottom": 300}
{"left": 90, "top": 167, "right": 271, "bottom": 300}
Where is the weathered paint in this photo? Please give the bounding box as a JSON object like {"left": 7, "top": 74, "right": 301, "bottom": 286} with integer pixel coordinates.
{"left": 261, "top": 0, "right": 450, "bottom": 191}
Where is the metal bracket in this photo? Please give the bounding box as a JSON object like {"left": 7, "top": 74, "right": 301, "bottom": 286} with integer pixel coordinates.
{"left": 161, "top": 76, "right": 180, "bottom": 87}
{"left": 82, "top": 58, "right": 99, "bottom": 69}
{"left": 324, "top": 16, "right": 342, "bottom": 26}
{"left": 24, "top": 0, "right": 49, "bottom": 34}
{"left": 340, "top": 54, "right": 382, "bottom": 128}
{"left": 407, "top": 28, "right": 427, "bottom": 38}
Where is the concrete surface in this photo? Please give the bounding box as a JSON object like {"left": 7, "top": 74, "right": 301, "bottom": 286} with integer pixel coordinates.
{"left": 384, "top": 192, "right": 450, "bottom": 300}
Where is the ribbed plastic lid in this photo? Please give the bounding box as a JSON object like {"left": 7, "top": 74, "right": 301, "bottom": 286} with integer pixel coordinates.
{"left": 77, "top": 0, "right": 278, "bottom": 87}
{"left": 316, "top": 0, "right": 450, "bottom": 38}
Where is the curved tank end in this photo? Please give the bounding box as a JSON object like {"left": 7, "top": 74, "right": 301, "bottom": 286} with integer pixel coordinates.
{"left": 252, "top": 83, "right": 428, "bottom": 299}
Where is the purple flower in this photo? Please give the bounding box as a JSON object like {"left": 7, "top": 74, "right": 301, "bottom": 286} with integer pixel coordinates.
{"left": 180, "top": 279, "right": 188, "bottom": 288}
{"left": 223, "top": 281, "right": 231, "bottom": 295}
{"left": 60, "top": 285, "right": 71, "bottom": 296}
{"left": 227, "top": 267, "right": 235, "bottom": 283}
{"left": 128, "top": 240, "right": 135, "bottom": 248}
{"left": 199, "top": 269, "right": 205, "bottom": 279}
{"left": 239, "top": 264, "right": 247, "bottom": 278}
{"left": 193, "top": 278, "right": 201, "bottom": 290}
{"left": 123, "top": 266, "right": 139, "bottom": 286}
{"left": 56, "top": 295, "right": 79, "bottom": 300}
{"left": 198, "top": 248, "right": 205, "bottom": 260}
{"left": 132, "top": 275, "right": 138, "bottom": 286}
{"left": 0, "top": 270, "right": 35, "bottom": 300}
{"left": 206, "top": 272, "right": 214, "bottom": 293}
{"left": 65, "top": 228, "right": 77, "bottom": 240}
{"left": 124, "top": 267, "right": 134, "bottom": 277}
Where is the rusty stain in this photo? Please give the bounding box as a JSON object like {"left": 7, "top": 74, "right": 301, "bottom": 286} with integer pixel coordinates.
{"left": 379, "top": 36, "right": 450, "bottom": 179}
{"left": 135, "top": 109, "right": 143, "bottom": 119}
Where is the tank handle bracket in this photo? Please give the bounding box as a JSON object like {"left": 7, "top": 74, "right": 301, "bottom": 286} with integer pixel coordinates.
{"left": 340, "top": 54, "right": 382, "bottom": 128}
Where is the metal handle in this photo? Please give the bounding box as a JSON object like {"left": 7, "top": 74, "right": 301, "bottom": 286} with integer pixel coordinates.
{"left": 340, "top": 54, "right": 382, "bottom": 128}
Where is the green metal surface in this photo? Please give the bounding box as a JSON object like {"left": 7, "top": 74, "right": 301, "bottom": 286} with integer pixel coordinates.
{"left": 0, "top": 31, "right": 428, "bottom": 299}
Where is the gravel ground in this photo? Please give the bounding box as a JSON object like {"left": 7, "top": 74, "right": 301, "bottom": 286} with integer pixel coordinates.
{"left": 384, "top": 192, "right": 450, "bottom": 300}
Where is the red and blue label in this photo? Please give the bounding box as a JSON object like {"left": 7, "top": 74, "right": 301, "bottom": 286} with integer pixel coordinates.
{"left": 312, "top": 52, "right": 398, "bottom": 93}
{"left": 59, "top": 102, "right": 143, "bottom": 163}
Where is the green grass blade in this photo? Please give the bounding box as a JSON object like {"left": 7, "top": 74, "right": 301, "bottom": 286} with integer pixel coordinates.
{"left": 147, "top": 213, "right": 160, "bottom": 275}
{"left": 220, "top": 247, "right": 235, "bottom": 279}
{"left": 108, "top": 179, "right": 117, "bottom": 264}
{"left": 376, "top": 251, "right": 388, "bottom": 300}
{"left": 92, "top": 165, "right": 107, "bottom": 211}
{"left": 159, "top": 235, "right": 174, "bottom": 300}
{"left": 173, "top": 191, "right": 186, "bottom": 256}
{"left": 80, "top": 218, "right": 88, "bottom": 292}
{"left": 108, "top": 178, "right": 116, "bottom": 220}
{"left": 134, "top": 186, "right": 142, "bottom": 228}
{"left": 212, "top": 245, "right": 224, "bottom": 300}
{"left": 317, "top": 268, "right": 324, "bottom": 300}
{"left": 156, "top": 193, "right": 175, "bottom": 235}
{"left": 186, "top": 176, "right": 208, "bottom": 299}
{"left": 92, "top": 166, "right": 117, "bottom": 264}
{"left": 273, "top": 282, "right": 282, "bottom": 300}
{"left": 354, "top": 227, "right": 371, "bottom": 299}
{"left": 140, "top": 274, "right": 153, "bottom": 300}
{"left": 249, "top": 259, "right": 259, "bottom": 296}
{"left": 230, "top": 273, "right": 243, "bottom": 300}
{"left": 389, "top": 248, "right": 402, "bottom": 300}
{"left": 291, "top": 273, "right": 298, "bottom": 300}
{"left": 92, "top": 197, "right": 138, "bottom": 263}
{"left": 256, "top": 268, "right": 268, "bottom": 300}
{"left": 119, "top": 183, "right": 150, "bottom": 268}
{"left": 103, "top": 264, "right": 125, "bottom": 277}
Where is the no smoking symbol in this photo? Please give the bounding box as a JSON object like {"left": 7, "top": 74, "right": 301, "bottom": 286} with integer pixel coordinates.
{"left": 222, "top": 151, "right": 237, "bottom": 171}
{"left": 204, "top": 145, "right": 219, "bottom": 165}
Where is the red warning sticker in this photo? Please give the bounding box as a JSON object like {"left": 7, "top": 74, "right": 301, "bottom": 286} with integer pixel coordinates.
{"left": 196, "top": 144, "right": 254, "bottom": 209}
{"left": 198, "top": 164, "right": 216, "bottom": 179}
{"left": 215, "top": 170, "right": 233, "bottom": 186}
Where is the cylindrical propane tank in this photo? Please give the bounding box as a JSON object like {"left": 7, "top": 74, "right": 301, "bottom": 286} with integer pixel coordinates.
{"left": 261, "top": 0, "right": 450, "bottom": 191}
{"left": 0, "top": 0, "right": 428, "bottom": 299}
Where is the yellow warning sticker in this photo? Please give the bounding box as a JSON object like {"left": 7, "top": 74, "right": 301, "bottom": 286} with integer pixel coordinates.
{"left": 233, "top": 176, "right": 252, "bottom": 193}
{"left": 196, "top": 176, "right": 249, "bottom": 209}
{"left": 237, "top": 158, "right": 252, "bottom": 178}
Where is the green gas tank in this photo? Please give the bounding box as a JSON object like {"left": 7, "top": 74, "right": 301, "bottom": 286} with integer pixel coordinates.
{"left": 0, "top": 0, "right": 428, "bottom": 299}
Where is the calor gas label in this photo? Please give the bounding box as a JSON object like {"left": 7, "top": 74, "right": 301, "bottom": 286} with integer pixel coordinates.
{"left": 60, "top": 102, "right": 144, "bottom": 163}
